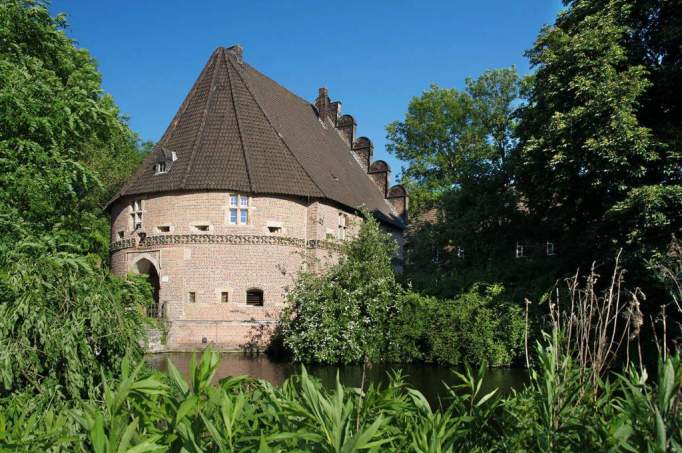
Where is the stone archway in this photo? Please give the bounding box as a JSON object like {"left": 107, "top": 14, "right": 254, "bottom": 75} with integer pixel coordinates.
{"left": 132, "top": 258, "right": 161, "bottom": 318}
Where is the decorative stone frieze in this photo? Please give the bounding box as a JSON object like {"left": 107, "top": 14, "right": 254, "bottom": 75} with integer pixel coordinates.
{"left": 110, "top": 234, "right": 341, "bottom": 253}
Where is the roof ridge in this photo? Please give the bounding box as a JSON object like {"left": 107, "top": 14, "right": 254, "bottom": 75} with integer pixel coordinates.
{"left": 159, "top": 48, "right": 219, "bottom": 147}
{"left": 181, "top": 49, "right": 221, "bottom": 188}
{"left": 242, "top": 61, "right": 313, "bottom": 107}
{"left": 223, "top": 49, "right": 254, "bottom": 192}
{"left": 226, "top": 54, "right": 325, "bottom": 198}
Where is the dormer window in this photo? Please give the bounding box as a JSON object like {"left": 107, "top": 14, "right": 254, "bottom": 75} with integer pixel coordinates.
{"left": 154, "top": 162, "right": 167, "bottom": 174}
{"left": 153, "top": 147, "right": 177, "bottom": 175}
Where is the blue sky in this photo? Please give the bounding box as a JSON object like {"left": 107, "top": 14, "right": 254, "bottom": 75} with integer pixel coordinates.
{"left": 51, "top": 1, "right": 563, "bottom": 182}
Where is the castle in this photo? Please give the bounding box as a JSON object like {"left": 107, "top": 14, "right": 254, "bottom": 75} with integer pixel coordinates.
{"left": 107, "top": 46, "right": 407, "bottom": 350}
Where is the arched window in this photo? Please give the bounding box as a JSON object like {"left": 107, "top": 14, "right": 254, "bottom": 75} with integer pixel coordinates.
{"left": 246, "top": 289, "right": 264, "bottom": 306}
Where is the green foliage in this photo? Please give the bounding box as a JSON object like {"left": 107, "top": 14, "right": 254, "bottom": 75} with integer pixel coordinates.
{"left": 0, "top": 1, "right": 152, "bottom": 402}
{"left": 0, "top": 0, "right": 149, "bottom": 259}
{"left": 278, "top": 214, "right": 524, "bottom": 366}
{"left": 3, "top": 343, "right": 682, "bottom": 451}
{"left": 387, "top": 67, "right": 521, "bottom": 214}
{"left": 517, "top": 0, "right": 681, "bottom": 268}
{"left": 426, "top": 285, "right": 525, "bottom": 366}
{"left": 0, "top": 241, "right": 150, "bottom": 400}
{"left": 278, "top": 213, "right": 403, "bottom": 364}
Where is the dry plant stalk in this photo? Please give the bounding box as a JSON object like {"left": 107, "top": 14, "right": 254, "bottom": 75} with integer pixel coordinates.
{"left": 544, "top": 251, "right": 642, "bottom": 386}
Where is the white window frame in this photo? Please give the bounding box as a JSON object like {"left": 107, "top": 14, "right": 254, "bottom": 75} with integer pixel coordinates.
{"left": 131, "top": 199, "right": 143, "bottom": 230}
{"left": 337, "top": 213, "right": 347, "bottom": 240}
{"left": 546, "top": 241, "right": 556, "bottom": 256}
{"left": 154, "top": 161, "right": 168, "bottom": 175}
{"left": 516, "top": 242, "right": 526, "bottom": 259}
{"left": 228, "top": 193, "right": 251, "bottom": 225}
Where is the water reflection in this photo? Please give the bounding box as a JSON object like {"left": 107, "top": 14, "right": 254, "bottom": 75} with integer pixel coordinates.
{"left": 146, "top": 352, "right": 528, "bottom": 407}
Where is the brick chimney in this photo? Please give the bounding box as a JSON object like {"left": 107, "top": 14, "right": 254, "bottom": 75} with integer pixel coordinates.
{"left": 315, "top": 87, "right": 330, "bottom": 122}
{"left": 351, "top": 137, "right": 373, "bottom": 171}
{"left": 225, "top": 44, "right": 243, "bottom": 63}
{"left": 368, "top": 160, "right": 390, "bottom": 197}
{"left": 336, "top": 114, "right": 356, "bottom": 146}
{"left": 387, "top": 185, "right": 408, "bottom": 222}
{"left": 315, "top": 87, "right": 342, "bottom": 125}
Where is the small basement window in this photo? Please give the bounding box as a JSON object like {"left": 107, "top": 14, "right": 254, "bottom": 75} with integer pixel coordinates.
{"left": 220, "top": 292, "right": 229, "bottom": 303}
{"left": 157, "top": 225, "right": 170, "bottom": 233}
{"left": 188, "top": 292, "right": 196, "bottom": 304}
{"left": 268, "top": 226, "right": 282, "bottom": 234}
{"left": 193, "top": 225, "right": 210, "bottom": 232}
{"left": 246, "top": 289, "right": 264, "bottom": 307}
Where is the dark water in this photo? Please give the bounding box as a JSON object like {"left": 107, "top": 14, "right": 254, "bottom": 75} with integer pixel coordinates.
{"left": 146, "top": 352, "right": 528, "bottom": 407}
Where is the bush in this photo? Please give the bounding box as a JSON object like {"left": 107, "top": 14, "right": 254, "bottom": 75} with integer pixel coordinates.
{"left": 278, "top": 213, "right": 403, "bottom": 364}
{"left": 278, "top": 213, "right": 525, "bottom": 366}
{"left": 426, "top": 284, "right": 525, "bottom": 366}
{"left": 0, "top": 241, "right": 151, "bottom": 400}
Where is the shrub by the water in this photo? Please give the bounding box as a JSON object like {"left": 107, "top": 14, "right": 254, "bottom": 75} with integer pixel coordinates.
{"left": 278, "top": 213, "right": 525, "bottom": 366}
{"left": 278, "top": 213, "right": 404, "bottom": 364}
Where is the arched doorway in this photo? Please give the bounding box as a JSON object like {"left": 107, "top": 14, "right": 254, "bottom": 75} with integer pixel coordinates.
{"left": 133, "top": 258, "right": 161, "bottom": 318}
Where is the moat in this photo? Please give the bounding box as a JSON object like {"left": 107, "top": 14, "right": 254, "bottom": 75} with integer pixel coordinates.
{"left": 146, "top": 352, "right": 529, "bottom": 406}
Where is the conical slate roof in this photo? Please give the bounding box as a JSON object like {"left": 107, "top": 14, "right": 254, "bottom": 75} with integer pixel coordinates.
{"left": 111, "top": 46, "right": 403, "bottom": 228}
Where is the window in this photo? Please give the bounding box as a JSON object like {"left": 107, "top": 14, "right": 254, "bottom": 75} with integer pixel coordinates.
{"left": 337, "top": 213, "right": 347, "bottom": 240}
{"left": 131, "top": 199, "right": 143, "bottom": 229}
{"left": 268, "top": 226, "right": 282, "bottom": 234}
{"left": 246, "top": 289, "right": 264, "bottom": 306}
{"left": 117, "top": 231, "right": 125, "bottom": 239}
{"left": 326, "top": 231, "right": 335, "bottom": 241}
{"left": 228, "top": 194, "right": 251, "bottom": 225}
{"left": 220, "top": 292, "right": 229, "bottom": 303}
{"left": 432, "top": 246, "right": 441, "bottom": 264}
{"left": 516, "top": 242, "right": 526, "bottom": 259}
{"left": 154, "top": 161, "right": 167, "bottom": 175}
{"left": 188, "top": 292, "right": 196, "bottom": 303}
{"left": 157, "top": 225, "right": 170, "bottom": 233}
{"left": 193, "top": 225, "right": 209, "bottom": 232}
{"left": 546, "top": 241, "right": 556, "bottom": 256}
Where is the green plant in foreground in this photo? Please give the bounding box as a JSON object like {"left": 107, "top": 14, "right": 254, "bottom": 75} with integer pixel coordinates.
{"left": 3, "top": 344, "right": 682, "bottom": 452}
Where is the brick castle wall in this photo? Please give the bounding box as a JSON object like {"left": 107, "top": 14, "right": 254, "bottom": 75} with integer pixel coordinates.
{"left": 110, "top": 191, "right": 368, "bottom": 350}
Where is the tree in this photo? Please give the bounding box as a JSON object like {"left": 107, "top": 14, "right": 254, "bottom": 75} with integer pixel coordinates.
{"left": 0, "top": 1, "right": 151, "bottom": 399}
{"left": 386, "top": 68, "right": 521, "bottom": 213}
{"left": 0, "top": 0, "right": 148, "bottom": 259}
{"left": 388, "top": 69, "right": 528, "bottom": 294}
{"left": 517, "top": 0, "right": 681, "bottom": 269}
